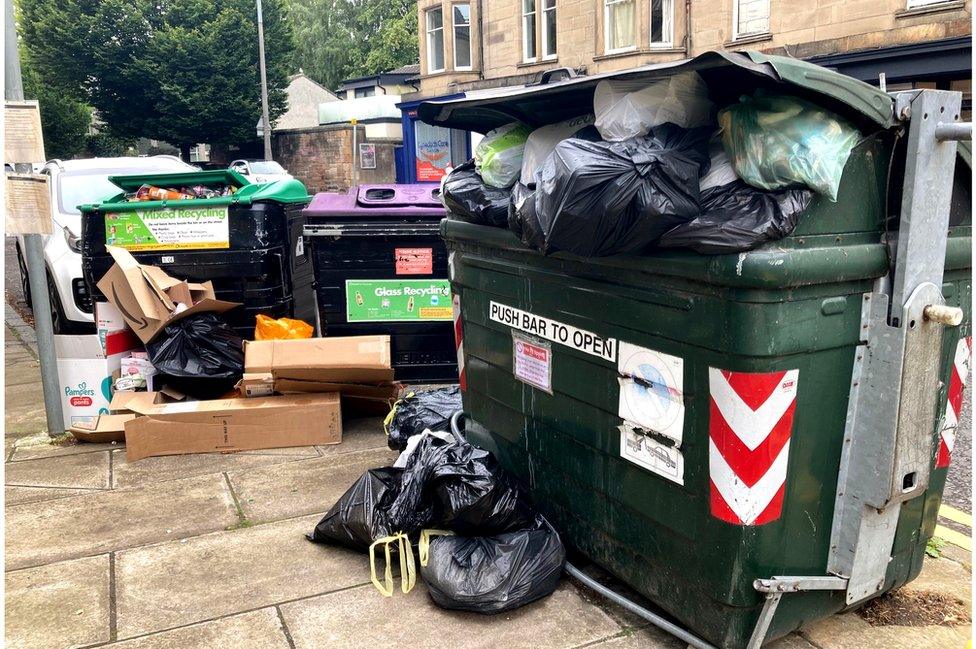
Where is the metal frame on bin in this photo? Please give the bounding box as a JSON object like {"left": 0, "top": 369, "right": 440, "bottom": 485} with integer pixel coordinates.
{"left": 747, "top": 89, "right": 971, "bottom": 648}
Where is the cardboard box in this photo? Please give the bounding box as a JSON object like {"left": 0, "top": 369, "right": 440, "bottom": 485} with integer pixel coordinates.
{"left": 68, "top": 413, "right": 137, "bottom": 443}
{"left": 236, "top": 372, "right": 275, "bottom": 398}
{"left": 55, "top": 332, "right": 141, "bottom": 431}
{"left": 123, "top": 392, "right": 342, "bottom": 461}
{"left": 96, "top": 245, "right": 239, "bottom": 343}
{"left": 244, "top": 336, "right": 394, "bottom": 384}
{"left": 119, "top": 355, "right": 157, "bottom": 391}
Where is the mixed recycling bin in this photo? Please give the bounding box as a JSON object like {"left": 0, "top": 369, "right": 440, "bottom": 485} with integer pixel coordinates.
{"left": 80, "top": 170, "right": 314, "bottom": 339}
{"left": 303, "top": 184, "right": 458, "bottom": 382}
{"left": 424, "top": 52, "right": 972, "bottom": 648}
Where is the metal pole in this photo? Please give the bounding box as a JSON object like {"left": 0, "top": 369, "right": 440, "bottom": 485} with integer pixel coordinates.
{"left": 5, "top": 0, "right": 65, "bottom": 435}
{"left": 256, "top": 0, "right": 273, "bottom": 160}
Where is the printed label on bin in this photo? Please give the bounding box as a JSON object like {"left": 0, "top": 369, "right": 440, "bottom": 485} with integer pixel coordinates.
{"left": 619, "top": 425, "right": 684, "bottom": 485}
{"left": 617, "top": 342, "right": 684, "bottom": 445}
{"left": 489, "top": 301, "right": 617, "bottom": 362}
{"left": 346, "top": 279, "right": 452, "bottom": 322}
{"left": 105, "top": 207, "right": 229, "bottom": 251}
{"left": 512, "top": 333, "right": 552, "bottom": 393}
{"left": 395, "top": 248, "right": 433, "bottom": 275}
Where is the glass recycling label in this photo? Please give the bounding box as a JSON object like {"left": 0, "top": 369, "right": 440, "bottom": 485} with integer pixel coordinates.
{"left": 105, "top": 207, "right": 230, "bottom": 251}
{"left": 345, "top": 279, "right": 452, "bottom": 322}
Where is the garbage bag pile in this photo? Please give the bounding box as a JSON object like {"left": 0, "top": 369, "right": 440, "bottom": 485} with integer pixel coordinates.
{"left": 384, "top": 386, "right": 463, "bottom": 451}
{"left": 439, "top": 75, "right": 863, "bottom": 256}
{"left": 308, "top": 429, "right": 566, "bottom": 613}
{"left": 145, "top": 312, "right": 245, "bottom": 399}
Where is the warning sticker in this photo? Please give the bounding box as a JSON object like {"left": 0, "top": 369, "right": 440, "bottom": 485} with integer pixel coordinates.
{"left": 489, "top": 301, "right": 617, "bottom": 362}
{"left": 395, "top": 248, "right": 433, "bottom": 275}
{"left": 619, "top": 426, "right": 684, "bottom": 485}
{"left": 513, "top": 334, "right": 552, "bottom": 393}
{"left": 617, "top": 342, "right": 684, "bottom": 445}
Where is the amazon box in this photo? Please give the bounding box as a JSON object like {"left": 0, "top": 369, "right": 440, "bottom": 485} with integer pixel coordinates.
{"left": 243, "top": 335, "right": 394, "bottom": 384}
{"left": 96, "top": 245, "right": 239, "bottom": 343}
{"left": 69, "top": 413, "right": 137, "bottom": 443}
{"left": 122, "top": 392, "right": 342, "bottom": 461}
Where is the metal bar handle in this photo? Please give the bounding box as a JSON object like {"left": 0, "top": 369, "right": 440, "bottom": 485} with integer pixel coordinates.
{"left": 935, "top": 122, "right": 972, "bottom": 141}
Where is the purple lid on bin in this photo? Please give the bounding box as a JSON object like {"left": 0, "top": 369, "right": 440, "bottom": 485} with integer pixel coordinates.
{"left": 303, "top": 183, "right": 445, "bottom": 218}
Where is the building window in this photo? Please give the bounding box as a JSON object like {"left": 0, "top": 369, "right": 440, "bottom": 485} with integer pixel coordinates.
{"left": 649, "top": 0, "right": 673, "bottom": 47}
{"left": 733, "top": 0, "right": 770, "bottom": 39}
{"left": 542, "top": 0, "right": 557, "bottom": 59}
{"left": 426, "top": 7, "right": 445, "bottom": 73}
{"left": 453, "top": 3, "right": 472, "bottom": 70}
{"left": 522, "top": 0, "right": 537, "bottom": 62}
{"left": 604, "top": 0, "right": 636, "bottom": 53}
{"left": 907, "top": 0, "right": 954, "bottom": 6}
{"left": 354, "top": 87, "right": 376, "bottom": 98}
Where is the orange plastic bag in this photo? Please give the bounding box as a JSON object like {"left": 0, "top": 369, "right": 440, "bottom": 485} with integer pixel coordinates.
{"left": 254, "top": 314, "right": 314, "bottom": 340}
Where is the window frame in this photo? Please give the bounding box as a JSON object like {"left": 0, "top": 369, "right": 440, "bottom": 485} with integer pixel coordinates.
{"left": 522, "top": 0, "right": 538, "bottom": 63}
{"left": 452, "top": 2, "right": 473, "bottom": 71}
{"left": 541, "top": 0, "right": 558, "bottom": 60}
{"left": 425, "top": 7, "right": 446, "bottom": 74}
{"left": 906, "top": 0, "right": 954, "bottom": 7}
{"left": 731, "top": 0, "right": 770, "bottom": 41}
{"left": 604, "top": 0, "right": 637, "bottom": 55}
{"left": 648, "top": 0, "right": 674, "bottom": 48}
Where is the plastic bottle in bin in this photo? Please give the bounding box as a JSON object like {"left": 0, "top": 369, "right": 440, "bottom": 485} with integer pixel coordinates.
{"left": 135, "top": 185, "right": 193, "bottom": 201}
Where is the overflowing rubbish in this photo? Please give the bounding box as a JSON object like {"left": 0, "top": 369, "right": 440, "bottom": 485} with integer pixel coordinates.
{"left": 126, "top": 183, "right": 236, "bottom": 202}
{"left": 520, "top": 115, "right": 600, "bottom": 184}
{"left": 719, "top": 90, "right": 861, "bottom": 201}
{"left": 145, "top": 312, "right": 245, "bottom": 400}
{"left": 440, "top": 160, "right": 511, "bottom": 227}
{"left": 308, "top": 466, "right": 405, "bottom": 551}
{"left": 699, "top": 137, "right": 739, "bottom": 191}
{"left": 594, "top": 72, "right": 713, "bottom": 141}
{"left": 475, "top": 122, "right": 533, "bottom": 188}
{"left": 115, "top": 353, "right": 157, "bottom": 392}
{"left": 513, "top": 124, "right": 711, "bottom": 256}
{"left": 659, "top": 180, "right": 813, "bottom": 254}
{"left": 254, "top": 314, "right": 314, "bottom": 340}
{"left": 384, "top": 386, "right": 463, "bottom": 450}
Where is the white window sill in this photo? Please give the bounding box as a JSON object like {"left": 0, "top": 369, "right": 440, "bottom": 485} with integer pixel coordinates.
{"left": 724, "top": 32, "right": 773, "bottom": 47}
{"left": 897, "top": 0, "right": 965, "bottom": 17}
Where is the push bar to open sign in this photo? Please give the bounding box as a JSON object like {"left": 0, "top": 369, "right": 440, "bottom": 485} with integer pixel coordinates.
{"left": 489, "top": 300, "right": 617, "bottom": 362}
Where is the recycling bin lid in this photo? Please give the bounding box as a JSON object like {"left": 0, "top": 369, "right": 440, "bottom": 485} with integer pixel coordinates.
{"left": 303, "top": 184, "right": 445, "bottom": 219}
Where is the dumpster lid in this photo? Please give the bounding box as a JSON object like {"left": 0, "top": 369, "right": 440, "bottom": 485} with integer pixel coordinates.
{"left": 303, "top": 184, "right": 445, "bottom": 218}
{"left": 417, "top": 50, "right": 895, "bottom": 133}
{"left": 80, "top": 169, "right": 311, "bottom": 212}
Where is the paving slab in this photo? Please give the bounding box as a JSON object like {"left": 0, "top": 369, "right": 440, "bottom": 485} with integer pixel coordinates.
{"left": 229, "top": 447, "right": 397, "bottom": 523}
{"left": 5, "top": 449, "right": 110, "bottom": 489}
{"left": 573, "top": 626, "right": 684, "bottom": 648}
{"left": 5, "top": 485, "right": 103, "bottom": 506}
{"left": 315, "top": 416, "right": 389, "bottom": 457}
{"left": 280, "top": 581, "right": 622, "bottom": 649}
{"left": 6, "top": 472, "right": 238, "bottom": 570}
{"left": 800, "top": 611, "right": 970, "bottom": 649}
{"left": 112, "top": 449, "right": 315, "bottom": 488}
{"left": 239, "top": 446, "right": 320, "bottom": 457}
{"left": 5, "top": 362, "right": 43, "bottom": 386}
{"left": 115, "top": 514, "right": 368, "bottom": 638}
{"left": 5, "top": 554, "right": 111, "bottom": 649}
{"left": 11, "top": 438, "right": 119, "bottom": 461}
{"left": 105, "top": 608, "right": 290, "bottom": 649}
{"left": 903, "top": 557, "right": 972, "bottom": 609}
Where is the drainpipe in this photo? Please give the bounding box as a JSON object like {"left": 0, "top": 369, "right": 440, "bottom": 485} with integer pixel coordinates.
{"left": 478, "top": 0, "right": 485, "bottom": 80}
{"left": 684, "top": 0, "right": 692, "bottom": 54}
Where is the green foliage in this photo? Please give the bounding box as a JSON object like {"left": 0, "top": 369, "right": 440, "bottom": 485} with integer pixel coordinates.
{"left": 19, "top": 0, "right": 295, "bottom": 153}
{"left": 286, "top": 0, "right": 418, "bottom": 90}
{"left": 925, "top": 536, "right": 946, "bottom": 559}
{"left": 85, "top": 132, "right": 134, "bottom": 158}
{"left": 20, "top": 57, "right": 91, "bottom": 160}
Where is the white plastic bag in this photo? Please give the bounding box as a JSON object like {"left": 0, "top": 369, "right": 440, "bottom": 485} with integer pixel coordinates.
{"left": 520, "top": 114, "right": 596, "bottom": 184}
{"left": 699, "top": 136, "right": 739, "bottom": 191}
{"left": 594, "top": 71, "right": 713, "bottom": 141}
{"left": 474, "top": 122, "right": 532, "bottom": 188}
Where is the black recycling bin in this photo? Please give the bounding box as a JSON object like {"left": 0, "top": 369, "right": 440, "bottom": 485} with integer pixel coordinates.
{"left": 80, "top": 170, "right": 314, "bottom": 339}
{"left": 303, "top": 184, "right": 458, "bottom": 383}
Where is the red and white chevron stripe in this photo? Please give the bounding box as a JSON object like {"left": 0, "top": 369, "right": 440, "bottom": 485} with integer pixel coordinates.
{"left": 709, "top": 368, "right": 799, "bottom": 526}
{"left": 452, "top": 293, "right": 467, "bottom": 391}
{"left": 937, "top": 336, "right": 971, "bottom": 469}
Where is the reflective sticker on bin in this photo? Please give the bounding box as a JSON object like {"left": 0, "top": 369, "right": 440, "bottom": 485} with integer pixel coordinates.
{"left": 453, "top": 293, "right": 466, "bottom": 391}
{"left": 617, "top": 342, "right": 684, "bottom": 445}
{"left": 937, "top": 336, "right": 971, "bottom": 469}
{"left": 619, "top": 425, "right": 684, "bottom": 485}
{"left": 708, "top": 368, "right": 799, "bottom": 526}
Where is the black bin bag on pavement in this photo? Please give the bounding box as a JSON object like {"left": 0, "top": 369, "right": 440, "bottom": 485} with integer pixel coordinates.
{"left": 145, "top": 312, "right": 244, "bottom": 399}
{"left": 306, "top": 467, "right": 404, "bottom": 551}
{"left": 512, "top": 123, "right": 711, "bottom": 257}
{"left": 657, "top": 180, "right": 814, "bottom": 254}
{"left": 385, "top": 386, "right": 463, "bottom": 451}
{"left": 442, "top": 160, "right": 511, "bottom": 227}
{"left": 421, "top": 518, "right": 566, "bottom": 614}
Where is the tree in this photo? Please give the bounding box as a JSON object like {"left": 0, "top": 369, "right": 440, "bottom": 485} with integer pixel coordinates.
{"left": 21, "top": 59, "right": 91, "bottom": 160}
{"left": 19, "top": 0, "right": 294, "bottom": 160}
{"left": 285, "top": 0, "right": 418, "bottom": 91}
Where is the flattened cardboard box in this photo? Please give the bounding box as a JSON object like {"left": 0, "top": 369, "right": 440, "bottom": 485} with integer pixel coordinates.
{"left": 244, "top": 335, "right": 394, "bottom": 383}
{"left": 69, "top": 413, "right": 137, "bottom": 443}
{"left": 123, "top": 392, "right": 342, "bottom": 461}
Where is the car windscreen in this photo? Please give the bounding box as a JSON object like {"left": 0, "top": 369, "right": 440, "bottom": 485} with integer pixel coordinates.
{"left": 247, "top": 160, "right": 286, "bottom": 174}
{"left": 58, "top": 172, "right": 123, "bottom": 215}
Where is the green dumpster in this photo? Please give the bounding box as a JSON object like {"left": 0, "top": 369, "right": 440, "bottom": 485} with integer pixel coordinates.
{"left": 422, "top": 52, "right": 972, "bottom": 647}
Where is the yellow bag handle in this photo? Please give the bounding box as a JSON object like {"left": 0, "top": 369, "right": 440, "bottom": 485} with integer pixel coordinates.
{"left": 368, "top": 532, "right": 417, "bottom": 597}
{"left": 418, "top": 529, "right": 455, "bottom": 567}
{"left": 383, "top": 392, "right": 416, "bottom": 437}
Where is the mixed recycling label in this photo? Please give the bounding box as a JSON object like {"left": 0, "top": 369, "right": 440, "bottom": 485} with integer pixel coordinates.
{"left": 345, "top": 279, "right": 453, "bottom": 322}
{"left": 105, "top": 207, "right": 230, "bottom": 251}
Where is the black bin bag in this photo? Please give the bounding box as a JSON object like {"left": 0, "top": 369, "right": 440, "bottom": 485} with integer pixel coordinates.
{"left": 421, "top": 518, "right": 566, "bottom": 614}
{"left": 442, "top": 160, "right": 511, "bottom": 227}
{"left": 307, "top": 467, "right": 404, "bottom": 551}
{"left": 512, "top": 123, "right": 711, "bottom": 257}
{"left": 385, "top": 386, "right": 462, "bottom": 451}
{"left": 658, "top": 180, "right": 813, "bottom": 254}
{"left": 145, "top": 312, "right": 244, "bottom": 399}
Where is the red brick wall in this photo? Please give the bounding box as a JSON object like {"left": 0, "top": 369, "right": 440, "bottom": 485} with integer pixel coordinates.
{"left": 273, "top": 125, "right": 397, "bottom": 195}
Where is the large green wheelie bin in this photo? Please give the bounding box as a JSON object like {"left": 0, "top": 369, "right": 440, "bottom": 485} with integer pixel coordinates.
{"left": 421, "top": 52, "right": 972, "bottom": 648}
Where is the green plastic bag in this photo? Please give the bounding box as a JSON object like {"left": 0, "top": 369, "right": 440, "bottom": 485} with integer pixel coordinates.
{"left": 475, "top": 122, "right": 532, "bottom": 188}
{"left": 718, "top": 91, "right": 861, "bottom": 201}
